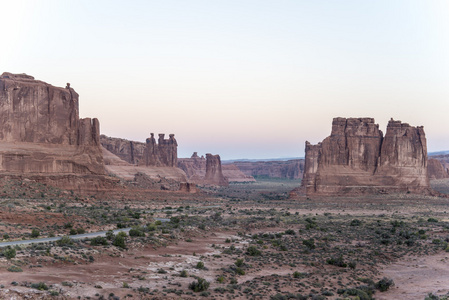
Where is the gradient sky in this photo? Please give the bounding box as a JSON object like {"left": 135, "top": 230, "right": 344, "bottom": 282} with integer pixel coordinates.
{"left": 1, "top": 0, "right": 448, "bottom": 159}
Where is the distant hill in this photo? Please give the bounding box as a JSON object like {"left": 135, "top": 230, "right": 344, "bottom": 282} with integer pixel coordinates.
{"left": 222, "top": 157, "right": 303, "bottom": 164}
{"left": 429, "top": 151, "right": 449, "bottom": 156}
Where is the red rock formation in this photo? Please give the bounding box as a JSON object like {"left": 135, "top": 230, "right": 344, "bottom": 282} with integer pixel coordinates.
{"left": 231, "top": 160, "right": 304, "bottom": 179}
{"left": 302, "top": 117, "right": 431, "bottom": 195}
{"left": 0, "top": 72, "right": 105, "bottom": 177}
{"left": 428, "top": 158, "right": 449, "bottom": 179}
{"left": 101, "top": 133, "right": 178, "bottom": 167}
{"left": 204, "top": 154, "right": 228, "bottom": 186}
{"left": 178, "top": 152, "right": 240, "bottom": 185}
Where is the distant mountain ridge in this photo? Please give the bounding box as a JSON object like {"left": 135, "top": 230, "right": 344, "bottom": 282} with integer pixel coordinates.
{"left": 222, "top": 157, "right": 303, "bottom": 164}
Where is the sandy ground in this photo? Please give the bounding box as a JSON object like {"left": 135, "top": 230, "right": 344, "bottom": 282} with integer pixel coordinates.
{"left": 378, "top": 252, "right": 449, "bottom": 300}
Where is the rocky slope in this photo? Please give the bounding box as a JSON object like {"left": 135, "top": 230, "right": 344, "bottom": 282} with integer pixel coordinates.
{"left": 301, "top": 117, "right": 430, "bottom": 195}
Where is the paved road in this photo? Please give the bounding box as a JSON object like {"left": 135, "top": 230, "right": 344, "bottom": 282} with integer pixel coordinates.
{"left": 0, "top": 228, "right": 132, "bottom": 248}
{"left": 0, "top": 215, "right": 172, "bottom": 248}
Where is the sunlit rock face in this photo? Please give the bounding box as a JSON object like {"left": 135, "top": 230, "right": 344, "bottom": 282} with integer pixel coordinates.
{"left": 0, "top": 72, "right": 105, "bottom": 175}
{"left": 302, "top": 117, "right": 430, "bottom": 195}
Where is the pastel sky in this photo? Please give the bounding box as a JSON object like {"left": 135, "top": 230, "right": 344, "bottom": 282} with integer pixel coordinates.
{"left": 1, "top": 0, "right": 448, "bottom": 159}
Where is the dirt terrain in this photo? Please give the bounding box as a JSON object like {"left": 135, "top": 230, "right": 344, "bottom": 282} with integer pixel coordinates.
{"left": 0, "top": 178, "right": 448, "bottom": 299}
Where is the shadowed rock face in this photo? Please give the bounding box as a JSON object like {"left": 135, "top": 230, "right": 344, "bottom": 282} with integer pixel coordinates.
{"left": 428, "top": 158, "right": 449, "bottom": 179}
{"left": 0, "top": 72, "right": 104, "bottom": 176}
{"left": 302, "top": 117, "right": 430, "bottom": 195}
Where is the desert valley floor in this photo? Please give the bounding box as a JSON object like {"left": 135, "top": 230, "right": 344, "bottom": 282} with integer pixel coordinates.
{"left": 0, "top": 178, "right": 449, "bottom": 300}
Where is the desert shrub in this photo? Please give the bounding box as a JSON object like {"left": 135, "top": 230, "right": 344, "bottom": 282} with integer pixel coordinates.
{"left": 129, "top": 227, "right": 145, "bottom": 237}
{"left": 180, "top": 269, "right": 188, "bottom": 277}
{"left": 189, "top": 277, "right": 210, "bottom": 292}
{"left": 106, "top": 230, "right": 115, "bottom": 240}
{"left": 326, "top": 254, "right": 347, "bottom": 267}
{"left": 31, "top": 282, "right": 49, "bottom": 290}
{"left": 7, "top": 265, "right": 22, "bottom": 272}
{"left": 76, "top": 228, "right": 85, "bottom": 234}
{"left": 196, "top": 261, "right": 205, "bottom": 269}
{"left": 57, "top": 236, "right": 73, "bottom": 246}
{"left": 246, "top": 245, "right": 261, "bottom": 256}
{"left": 217, "top": 275, "right": 225, "bottom": 283}
{"left": 3, "top": 234, "right": 9, "bottom": 239}
{"left": 90, "top": 236, "right": 108, "bottom": 246}
{"left": 157, "top": 268, "right": 167, "bottom": 274}
{"left": 31, "top": 229, "right": 40, "bottom": 238}
{"left": 302, "top": 238, "right": 316, "bottom": 250}
{"left": 113, "top": 235, "right": 126, "bottom": 249}
{"left": 235, "top": 258, "right": 244, "bottom": 267}
{"left": 350, "top": 219, "right": 362, "bottom": 226}
{"left": 284, "top": 229, "right": 296, "bottom": 235}
{"left": 375, "top": 277, "right": 394, "bottom": 292}
{"left": 155, "top": 220, "right": 162, "bottom": 226}
{"left": 3, "top": 247, "right": 16, "bottom": 259}
{"left": 69, "top": 229, "right": 77, "bottom": 235}
{"left": 293, "top": 271, "right": 306, "bottom": 279}
{"left": 428, "top": 218, "right": 439, "bottom": 223}
{"left": 235, "top": 267, "right": 245, "bottom": 275}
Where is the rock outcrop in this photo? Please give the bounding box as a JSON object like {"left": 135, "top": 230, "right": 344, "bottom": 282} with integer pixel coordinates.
{"left": 428, "top": 158, "right": 449, "bottom": 179}
{"left": 302, "top": 117, "right": 430, "bottom": 195}
{"left": 101, "top": 133, "right": 178, "bottom": 167}
{"left": 231, "top": 160, "right": 304, "bottom": 179}
{"left": 0, "top": 73, "right": 106, "bottom": 181}
{"left": 204, "top": 154, "right": 228, "bottom": 186}
{"left": 178, "top": 152, "right": 239, "bottom": 185}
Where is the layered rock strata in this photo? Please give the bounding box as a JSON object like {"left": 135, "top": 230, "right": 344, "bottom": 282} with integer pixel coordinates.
{"left": 0, "top": 73, "right": 105, "bottom": 181}
{"left": 302, "top": 117, "right": 430, "bottom": 195}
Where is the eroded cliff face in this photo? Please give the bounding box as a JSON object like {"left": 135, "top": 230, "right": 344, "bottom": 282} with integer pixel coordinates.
{"left": 302, "top": 117, "right": 431, "bottom": 195}
{"left": 0, "top": 73, "right": 104, "bottom": 176}
{"left": 100, "top": 133, "right": 178, "bottom": 167}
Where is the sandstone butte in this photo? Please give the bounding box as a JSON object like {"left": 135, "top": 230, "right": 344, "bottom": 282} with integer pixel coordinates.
{"left": 300, "top": 117, "right": 432, "bottom": 196}
{"left": 179, "top": 152, "right": 255, "bottom": 184}
{"left": 0, "top": 72, "right": 195, "bottom": 194}
{"left": 177, "top": 152, "right": 247, "bottom": 186}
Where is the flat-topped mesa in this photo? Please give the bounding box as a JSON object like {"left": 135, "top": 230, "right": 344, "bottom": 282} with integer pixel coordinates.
{"left": 204, "top": 153, "right": 229, "bottom": 186}
{"left": 0, "top": 72, "right": 105, "bottom": 176}
{"left": 302, "top": 117, "right": 431, "bottom": 195}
